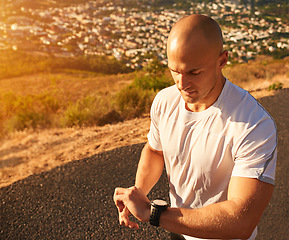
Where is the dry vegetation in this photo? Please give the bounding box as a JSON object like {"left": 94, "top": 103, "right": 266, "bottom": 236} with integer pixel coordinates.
{"left": 0, "top": 55, "right": 289, "bottom": 187}
{"left": 224, "top": 56, "right": 289, "bottom": 89}
{"left": 0, "top": 55, "right": 288, "bottom": 139}
{"left": 0, "top": 72, "right": 132, "bottom": 135}
{"left": 0, "top": 52, "right": 174, "bottom": 137}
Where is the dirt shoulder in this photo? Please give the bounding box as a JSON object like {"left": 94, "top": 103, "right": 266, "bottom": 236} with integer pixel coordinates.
{"left": 0, "top": 116, "right": 150, "bottom": 188}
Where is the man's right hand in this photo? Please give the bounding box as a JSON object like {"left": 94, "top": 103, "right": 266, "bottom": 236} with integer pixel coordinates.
{"left": 113, "top": 186, "right": 151, "bottom": 229}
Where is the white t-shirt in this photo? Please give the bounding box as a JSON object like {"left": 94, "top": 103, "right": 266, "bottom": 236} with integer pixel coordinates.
{"left": 147, "top": 79, "right": 277, "bottom": 240}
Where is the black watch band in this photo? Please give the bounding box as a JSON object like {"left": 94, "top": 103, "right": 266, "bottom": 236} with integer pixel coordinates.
{"left": 149, "top": 199, "right": 169, "bottom": 227}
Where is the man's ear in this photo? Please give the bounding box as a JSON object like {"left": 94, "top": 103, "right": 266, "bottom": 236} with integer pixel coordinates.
{"left": 219, "top": 50, "right": 228, "bottom": 69}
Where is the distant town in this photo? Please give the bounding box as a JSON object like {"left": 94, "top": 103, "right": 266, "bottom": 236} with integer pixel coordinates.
{"left": 1, "top": 0, "right": 289, "bottom": 70}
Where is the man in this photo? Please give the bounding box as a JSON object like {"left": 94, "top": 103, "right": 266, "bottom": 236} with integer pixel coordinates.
{"left": 114, "top": 14, "right": 277, "bottom": 240}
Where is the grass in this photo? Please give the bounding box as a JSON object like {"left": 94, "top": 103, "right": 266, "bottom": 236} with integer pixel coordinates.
{"left": 0, "top": 55, "right": 288, "bottom": 138}
{"left": 268, "top": 82, "right": 283, "bottom": 91}
{"left": 0, "top": 50, "right": 131, "bottom": 80}
{"left": 0, "top": 65, "right": 173, "bottom": 137}
{"left": 223, "top": 56, "right": 289, "bottom": 85}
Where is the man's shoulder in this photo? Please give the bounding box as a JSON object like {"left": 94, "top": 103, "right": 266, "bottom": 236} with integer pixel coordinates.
{"left": 157, "top": 84, "right": 179, "bottom": 96}
{"left": 222, "top": 80, "right": 256, "bottom": 109}
{"left": 222, "top": 80, "right": 275, "bottom": 127}
{"left": 151, "top": 85, "right": 181, "bottom": 114}
{"left": 222, "top": 80, "right": 248, "bottom": 103}
{"left": 154, "top": 85, "right": 180, "bottom": 103}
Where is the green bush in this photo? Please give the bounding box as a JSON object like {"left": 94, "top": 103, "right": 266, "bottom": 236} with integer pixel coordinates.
{"left": 97, "top": 110, "right": 123, "bottom": 126}
{"left": 268, "top": 82, "right": 283, "bottom": 91}
{"left": 115, "top": 67, "right": 173, "bottom": 120}
{"left": 0, "top": 90, "right": 63, "bottom": 134}
{"left": 116, "top": 86, "right": 155, "bottom": 119}
{"left": 133, "top": 74, "right": 173, "bottom": 91}
{"left": 5, "top": 111, "right": 49, "bottom": 132}
{"left": 60, "top": 94, "right": 113, "bottom": 127}
{"left": 0, "top": 63, "right": 174, "bottom": 136}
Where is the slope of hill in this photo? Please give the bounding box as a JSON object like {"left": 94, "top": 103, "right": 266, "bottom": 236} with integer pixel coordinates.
{"left": 0, "top": 57, "right": 288, "bottom": 188}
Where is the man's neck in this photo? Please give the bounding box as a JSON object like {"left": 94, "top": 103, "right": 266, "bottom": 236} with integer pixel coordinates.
{"left": 186, "top": 76, "right": 226, "bottom": 112}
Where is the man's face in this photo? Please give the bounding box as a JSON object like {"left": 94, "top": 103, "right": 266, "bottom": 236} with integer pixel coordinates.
{"left": 167, "top": 38, "right": 227, "bottom": 111}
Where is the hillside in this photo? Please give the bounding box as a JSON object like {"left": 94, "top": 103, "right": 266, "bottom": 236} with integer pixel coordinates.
{"left": 0, "top": 56, "right": 289, "bottom": 188}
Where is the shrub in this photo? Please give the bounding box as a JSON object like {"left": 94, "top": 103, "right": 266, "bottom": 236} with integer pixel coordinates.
{"left": 0, "top": 90, "right": 63, "bottom": 134}
{"left": 268, "top": 82, "right": 283, "bottom": 91}
{"left": 116, "top": 86, "right": 155, "bottom": 119}
{"left": 5, "top": 111, "right": 49, "bottom": 132}
{"left": 115, "top": 68, "right": 173, "bottom": 120}
{"left": 134, "top": 57, "right": 173, "bottom": 91}
{"left": 60, "top": 94, "right": 113, "bottom": 127}
{"left": 223, "top": 62, "right": 266, "bottom": 83}
{"left": 133, "top": 73, "right": 173, "bottom": 91}
{"left": 97, "top": 110, "right": 123, "bottom": 126}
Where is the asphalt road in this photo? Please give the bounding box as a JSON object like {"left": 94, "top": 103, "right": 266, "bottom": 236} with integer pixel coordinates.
{"left": 1, "top": 89, "right": 288, "bottom": 240}
{"left": 0, "top": 143, "right": 171, "bottom": 239}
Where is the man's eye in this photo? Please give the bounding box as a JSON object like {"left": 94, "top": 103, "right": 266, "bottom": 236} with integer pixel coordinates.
{"left": 189, "top": 71, "right": 201, "bottom": 75}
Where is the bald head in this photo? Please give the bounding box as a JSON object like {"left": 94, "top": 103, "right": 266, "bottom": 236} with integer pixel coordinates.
{"left": 167, "top": 14, "right": 224, "bottom": 61}
{"left": 167, "top": 15, "right": 228, "bottom": 111}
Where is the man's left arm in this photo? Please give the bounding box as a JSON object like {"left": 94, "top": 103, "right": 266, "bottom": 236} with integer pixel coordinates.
{"left": 159, "top": 176, "right": 273, "bottom": 239}
{"left": 114, "top": 177, "right": 273, "bottom": 239}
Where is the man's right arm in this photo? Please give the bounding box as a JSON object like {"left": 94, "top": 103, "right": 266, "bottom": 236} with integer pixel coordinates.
{"left": 135, "top": 142, "right": 165, "bottom": 195}
{"left": 113, "top": 142, "right": 164, "bottom": 229}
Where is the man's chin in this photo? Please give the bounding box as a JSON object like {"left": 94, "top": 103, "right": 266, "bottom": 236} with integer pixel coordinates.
{"left": 181, "top": 94, "right": 199, "bottom": 104}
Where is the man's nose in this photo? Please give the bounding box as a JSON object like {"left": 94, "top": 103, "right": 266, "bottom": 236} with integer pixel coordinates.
{"left": 177, "top": 74, "right": 189, "bottom": 90}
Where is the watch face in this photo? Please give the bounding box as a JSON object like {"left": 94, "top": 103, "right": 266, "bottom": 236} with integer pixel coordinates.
{"left": 152, "top": 199, "right": 167, "bottom": 206}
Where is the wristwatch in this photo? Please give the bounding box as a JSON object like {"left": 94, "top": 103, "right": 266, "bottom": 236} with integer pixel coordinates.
{"left": 149, "top": 199, "right": 169, "bottom": 227}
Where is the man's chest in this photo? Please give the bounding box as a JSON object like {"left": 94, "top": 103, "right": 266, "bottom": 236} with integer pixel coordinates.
{"left": 158, "top": 113, "right": 236, "bottom": 168}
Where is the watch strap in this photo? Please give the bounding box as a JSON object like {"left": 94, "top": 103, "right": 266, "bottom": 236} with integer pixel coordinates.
{"left": 149, "top": 203, "right": 168, "bottom": 227}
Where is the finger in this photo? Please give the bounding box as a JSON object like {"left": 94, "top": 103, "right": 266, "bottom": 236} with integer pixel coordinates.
{"left": 113, "top": 187, "right": 122, "bottom": 202}
{"left": 113, "top": 188, "right": 126, "bottom": 212}
{"left": 119, "top": 207, "right": 139, "bottom": 229}
{"left": 128, "top": 221, "right": 139, "bottom": 229}
{"left": 115, "top": 200, "right": 125, "bottom": 213}
{"left": 119, "top": 206, "right": 130, "bottom": 224}
{"left": 114, "top": 187, "right": 129, "bottom": 197}
{"left": 114, "top": 186, "right": 140, "bottom": 201}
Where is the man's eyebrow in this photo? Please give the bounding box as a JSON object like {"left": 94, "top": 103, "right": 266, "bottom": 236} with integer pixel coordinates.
{"left": 187, "top": 68, "right": 202, "bottom": 73}
{"left": 168, "top": 66, "right": 201, "bottom": 73}
{"left": 168, "top": 66, "right": 178, "bottom": 72}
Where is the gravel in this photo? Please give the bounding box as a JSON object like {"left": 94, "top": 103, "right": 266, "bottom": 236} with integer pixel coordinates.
{"left": 0, "top": 143, "right": 170, "bottom": 239}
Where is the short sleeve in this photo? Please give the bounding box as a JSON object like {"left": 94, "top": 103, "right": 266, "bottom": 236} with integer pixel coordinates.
{"left": 232, "top": 115, "right": 277, "bottom": 185}
{"left": 147, "top": 94, "right": 163, "bottom": 152}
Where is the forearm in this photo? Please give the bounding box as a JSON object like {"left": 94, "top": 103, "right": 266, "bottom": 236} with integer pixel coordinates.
{"left": 116, "top": 171, "right": 273, "bottom": 238}
{"left": 160, "top": 200, "right": 254, "bottom": 239}
{"left": 159, "top": 178, "right": 273, "bottom": 239}
{"left": 135, "top": 142, "right": 164, "bottom": 195}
